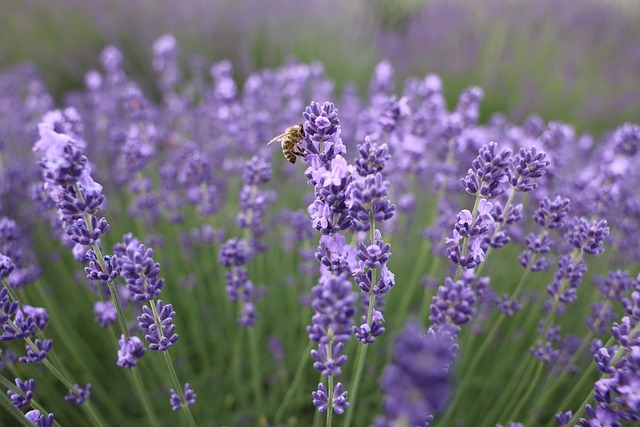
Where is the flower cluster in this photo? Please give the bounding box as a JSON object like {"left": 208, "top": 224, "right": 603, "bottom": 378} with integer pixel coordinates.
{"left": 33, "top": 109, "right": 194, "bottom": 413}
{"left": 302, "top": 102, "right": 358, "bottom": 416}
{"left": 218, "top": 155, "right": 272, "bottom": 327}
{"left": 2, "top": 31, "right": 640, "bottom": 427}
{"left": 348, "top": 136, "right": 396, "bottom": 345}
{"left": 373, "top": 321, "right": 458, "bottom": 426}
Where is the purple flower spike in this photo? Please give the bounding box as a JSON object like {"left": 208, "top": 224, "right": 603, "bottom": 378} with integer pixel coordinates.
{"left": 533, "top": 196, "right": 571, "bottom": 229}
{"left": 461, "top": 142, "right": 512, "bottom": 199}
{"left": 312, "top": 381, "right": 350, "bottom": 415}
{"left": 169, "top": 383, "right": 196, "bottom": 411}
{"left": 118, "top": 239, "right": 165, "bottom": 303}
{"left": 2, "top": 308, "right": 37, "bottom": 341}
{"left": 594, "top": 270, "right": 635, "bottom": 302}
{"left": 379, "top": 321, "right": 457, "bottom": 426}
{"left": 612, "top": 122, "right": 640, "bottom": 156}
{"left": 303, "top": 102, "right": 344, "bottom": 163}
{"left": 65, "top": 383, "right": 92, "bottom": 405}
{"left": 116, "top": 335, "right": 146, "bottom": 368}
{"left": 218, "top": 238, "right": 252, "bottom": 268}
{"left": 25, "top": 410, "right": 55, "bottom": 427}
{"left": 19, "top": 338, "right": 53, "bottom": 364}
{"left": 509, "top": 146, "right": 550, "bottom": 192}
{"left": 555, "top": 410, "right": 572, "bottom": 426}
{"left": 430, "top": 277, "right": 476, "bottom": 326}
{"left": 94, "top": 301, "right": 117, "bottom": 328}
{"left": 137, "top": 300, "right": 179, "bottom": 352}
{"left": 354, "top": 137, "right": 391, "bottom": 176}
{"left": 566, "top": 217, "right": 610, "bottom": 256}
{"left": 307, "top": 273, "right": 357, "bottom": 345}
{"left": 312, "top": 383, "right": 330, "bottom": 413}
{"left": 311, "top": 342, "right": 348, "bottom": 377}
{"left": 0, "top": 254, "right": 14, "bottom": 279}
{"left": 332, "top": 382, "right": 350, "bottom": 415}
{"left": 7, "top": 378, "right": 35, "bottom": 408}
{"left": 346, "top": 173, "right": 396, "bottom": 230}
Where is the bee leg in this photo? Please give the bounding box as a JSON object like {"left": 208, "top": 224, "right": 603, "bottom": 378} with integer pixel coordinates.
{"left": 292, "top": 149, "right": 306, "bottom": 158}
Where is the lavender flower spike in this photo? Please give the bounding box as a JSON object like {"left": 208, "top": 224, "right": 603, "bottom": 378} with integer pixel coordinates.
{"left": 377, "top": 321, "right": 458, "bottom": 426}
{"left": 461, "top": 141, "right": 512, "bottom": 199}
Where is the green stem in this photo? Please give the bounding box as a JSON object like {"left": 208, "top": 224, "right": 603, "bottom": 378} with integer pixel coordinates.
{"left": 343, "top": 343, "right": 369, "bottom": 427}
{"left": 454, "top": 196, "right": 482, "bottom": 282}
{"left": 274, "top": 341, "right": 313, "bottom": 426}
{"left": 505, "top": 360, "right": 545, "bottom": 423}
{"left": 162, "top": 350, "right": 198, "bottom": 426}
{"left": 420, "top": 256, "right": 442, "bottom": 324}
{"left": 326, "top": 376, "right": 334, "bottom": 427}
{"left": 344, "top": 211, "right": 378, "bottom": 427}
{"left": 471, "top": 187, "right": 518, "bottom": 280}
{"left": 0, "top": 381, "right": 43, "bottom": 427}
{"left": 248, "top": 327, "right": 265, "bottom": 418}
{"left": 566, "top": 324, "right": 640, "bottom": 425}
{"left": 1, "top": 279, "right": 108, "bottom": 427}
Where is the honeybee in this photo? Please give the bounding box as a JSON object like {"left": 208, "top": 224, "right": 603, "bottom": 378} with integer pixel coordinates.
{"left": 267, "top": 124, "right": 305, "bottom": 164}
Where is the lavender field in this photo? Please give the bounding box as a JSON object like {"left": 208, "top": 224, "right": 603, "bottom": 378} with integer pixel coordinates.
{"left": 1, "top": 1, "right": 640, "bottom": 426}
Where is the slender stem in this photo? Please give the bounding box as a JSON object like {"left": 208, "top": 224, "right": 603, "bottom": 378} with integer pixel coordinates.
{"left": 542, "top": 363, "right": 596, "bottom": 427}
{"left": 566, "top": 324, "right": 640, "bottom": 425}
{"left": 454, "top": 196, "right": 482, "bottom": 282}
{"left": 420, "top": 256, "right": 442, "bottom": 324}
{"left": 471, "top": 187, "right": 517, "bottom": 280}
{"left": 248, "top": 327, "right": 265, "bottom": 418}
{"left": 0, "top": 382, "right": 41, "bottom": 427}
{"left": 396, "top": 238, "right": 430, "bottom": 321}
{"left": 344, "top": 211, "right": 378, "bottom": 427}
{"left": 506, "top": 360, "right": 545, "bottom": 423}
{"left": 326, "top": 375, "right": 334, "bottom": 427}
{"left": 162, "top": 350, "right": 198, "bottom": 427}
{"left": 72, "top": 186, "right": 158, "bottom": 425}
{"left": 1, "top": 279, "right": 108, "bottom": 427}
{"left": 500, "top": 250, "right": 584, "bottom": 424}
{"left": 343, "top": 343, "right": 369, "bottom": 427}
{"left": 274, "top": 341, "right": 313, "bottom": 426}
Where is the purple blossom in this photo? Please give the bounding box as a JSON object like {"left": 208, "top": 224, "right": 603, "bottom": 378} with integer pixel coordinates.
{"left": 593, "top": 270, "right": 635, "bottom": 302}
{"left": 461, "top": 142, "right": 512, "bottom": 199}
{"left": 18, "top": 338, "right": 53, "bottom": 364}
{"left": 24, "top": 410, "right": 55, "bottom": 427}
{"left": 137, "top": 300, "right": 179, "bottom": 351}
{"left": 65, "top": 383, "right": 92, "bottom": 405}
{"left": 430, "top": 277, "right": 476, "bottom": 327}
{"left": 497, "top": 295, "right": 522, "bottom": 317}
{"left": 378, "top": 321, "right": 457, "bottom": 426}
{"left": 7, "top": 377, "right": 35, "bottom": 408}
{"left": 307, "top": 273, "right": 357, "bottom": 345}
{"left": 303, "top": 102, "right": 344, "bottom": 164}
{"left": 508, "top": 146, "right": 550, "bottom": 192}
{"left": 556, "top": 410, "right": 572, "bottom": 426}
{"left": 566, "top": 217, "right": 610, "bottom": 256}
{"left": 354, "top": 137, "right": 391, "bottom": 176}
{"left": 169, "top": 383, "right": 197, "bottom": 411}
{"left": 311, "top": 341, "right": 348, "bottom": 377}
{"left": 353, "top": 310, "right": 386, "bottom": 344}
{"left": 612, "top": 122, "right": 640, "bottom": 156}
{"left": 117, "top": 237, "right": 165, "bottom": 303}
{"left": 312, "top": 382, "right": 350, "bottom": 415}
{"left": 116, "top": 335, "right": 146, "bottom": 368}
{"left": 94, "top": 301, "right": 117, "bottom": 327}
{"left": 346, "top": 173, "right": 396, "bottom": 230}
{"left": 533, "top": 196, "right": 571, "bottom": 229}
{"left": 2, "top": 308, "right": 38, "bottom": 341}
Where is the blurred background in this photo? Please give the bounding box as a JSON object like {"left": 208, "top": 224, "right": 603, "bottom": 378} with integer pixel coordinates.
{"left": 2, "top": 0, "right": 639, "bottom": 132}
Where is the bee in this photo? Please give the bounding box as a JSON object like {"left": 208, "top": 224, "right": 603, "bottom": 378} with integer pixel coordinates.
{"left": 267, "top": 124, "right": 305, "bottom": 164}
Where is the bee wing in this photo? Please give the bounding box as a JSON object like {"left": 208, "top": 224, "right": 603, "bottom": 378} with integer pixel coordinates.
{"left": 267, "top": 133, "right": 287, "bottom": 145}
